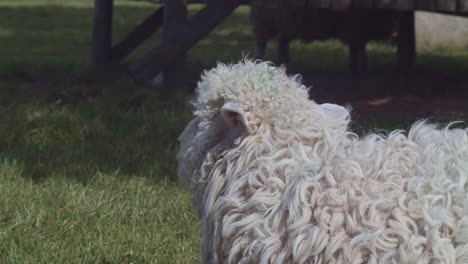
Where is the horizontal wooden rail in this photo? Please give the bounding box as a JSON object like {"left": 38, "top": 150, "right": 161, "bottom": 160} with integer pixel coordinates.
{"left": 250, "top": 0, "right": 468, "bottom": 13}
{"left": 134, "top": 0, "right": 468, "bottom": 13}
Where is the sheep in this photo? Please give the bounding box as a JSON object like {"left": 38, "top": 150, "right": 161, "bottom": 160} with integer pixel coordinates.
{"left": 250, "top": 7, "right": 397, "bottom": 76}
{"left": 177, "top": 60, "right": 468, "bottom": 264}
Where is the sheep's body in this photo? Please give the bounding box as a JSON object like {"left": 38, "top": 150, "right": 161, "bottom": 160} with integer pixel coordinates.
{"left": 177, "top": 60, "right": 468, "bottom": 263}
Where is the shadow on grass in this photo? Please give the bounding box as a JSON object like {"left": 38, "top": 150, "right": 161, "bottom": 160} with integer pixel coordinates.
{"left": 0, "top": 87, "right": 193, "bottom": 183}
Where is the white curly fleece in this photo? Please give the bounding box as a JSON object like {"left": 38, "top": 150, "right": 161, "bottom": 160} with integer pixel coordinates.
{"left": 177, "top": 59, "right": 468, "bottom": 264}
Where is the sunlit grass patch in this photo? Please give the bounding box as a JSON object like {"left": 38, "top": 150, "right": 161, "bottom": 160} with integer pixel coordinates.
{"left": 0, "top": 160, "right": 199, "bottom": 264}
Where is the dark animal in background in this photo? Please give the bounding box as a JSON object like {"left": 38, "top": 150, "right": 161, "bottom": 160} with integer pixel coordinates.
{"left": 250, "top": 7, "right": 397, "bottom": 76}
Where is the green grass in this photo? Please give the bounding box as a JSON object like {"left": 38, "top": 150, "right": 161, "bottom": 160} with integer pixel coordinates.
{"left": 1, "top": 0, "right": 468, "bottom": 262}
{"left": 0, "top": 88, "right": 199, "bottom": 262}
{"left": 0, "top": 91, "right": 191, "bottom": 181}
{"left": 0, "top": 161, "right": 199, "bottom": 263}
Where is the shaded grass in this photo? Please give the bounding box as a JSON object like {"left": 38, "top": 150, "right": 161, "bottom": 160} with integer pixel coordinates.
{"left": 0, "top": 87, "right": 191, "bottom": 182}
{"left": 0, "top": 0, "right": 156, "bottom": 80}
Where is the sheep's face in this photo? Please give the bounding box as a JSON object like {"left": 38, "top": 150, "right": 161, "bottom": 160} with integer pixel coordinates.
{"left": 176, "top": 99, "right": 252, "bottom": 186}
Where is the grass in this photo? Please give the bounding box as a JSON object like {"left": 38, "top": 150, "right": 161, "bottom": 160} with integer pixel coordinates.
{"left": 0, "top": 161, "right": 199, "bottom": 263}
{"left": 0, "top": 87, "right": 199, "bottom": 263}
{"left": 0, "top": 0, "right": 468, "bottom": 262}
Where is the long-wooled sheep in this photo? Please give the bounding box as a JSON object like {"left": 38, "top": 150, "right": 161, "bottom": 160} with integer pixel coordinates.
{"left": 250, "top": 7, "right": 397, "bottom": 76}
{"left": 177, "top": 60, "right": 468, "bottom": 264}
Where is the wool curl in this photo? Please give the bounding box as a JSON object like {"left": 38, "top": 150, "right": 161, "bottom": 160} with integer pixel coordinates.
{"left": 177, "top": 59, "right": 468, "bottom": 264}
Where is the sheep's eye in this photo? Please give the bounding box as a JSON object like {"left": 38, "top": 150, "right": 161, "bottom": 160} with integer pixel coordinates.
{"left": 225, "top": 112, "right": 240, "bottom": 126}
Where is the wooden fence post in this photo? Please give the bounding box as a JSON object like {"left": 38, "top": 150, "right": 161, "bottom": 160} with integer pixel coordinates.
{"left": 91, "top": 0, "right": 114, "bottom": 68}
{"left": 397, "top": 11, "right": 416, "bottom": 73}
{"left": 162, "top": 0, "right": 188, "bottom": 94}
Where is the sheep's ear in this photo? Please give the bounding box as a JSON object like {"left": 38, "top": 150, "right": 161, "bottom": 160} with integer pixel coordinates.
{"left": 221, "top": 102, "right": 249, "bottom": 128}
{"left": 319, "top": 103, "right": 349, "bottom": 121}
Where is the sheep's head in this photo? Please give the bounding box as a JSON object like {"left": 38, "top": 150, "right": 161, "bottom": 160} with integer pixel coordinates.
{"left": 177, "top": 60, "right": 350, "bottom": 187}
{"left": 193, "top": 60, "right": 309, "bottom": 128}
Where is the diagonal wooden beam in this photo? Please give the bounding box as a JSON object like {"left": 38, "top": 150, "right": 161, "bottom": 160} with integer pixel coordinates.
{"left": 111, "top": 6, "right": 164, "bottom": 62}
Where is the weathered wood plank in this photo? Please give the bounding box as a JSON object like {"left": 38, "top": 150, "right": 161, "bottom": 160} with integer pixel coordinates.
{"left": 435, "top": 0, "right": 456, "bottom": 11}
{"left": 458, "top": 0, "right": 468, "bottom": 12}
{"left": 162, "top": 0, "right": 187, "bottom": 94}
{"left": 353, "top": 0, "right": 372, "bottom": 8}
{"left": 330, "top": 0, "right": 352, "bottom": 9}
{"left": 91, "top": 0, "right": 113, "bottom": 67}
{"left": 250, "top": 0, "right": 261, "bottom": 6}
{"left": 111, "top": 7, "right": 164, "bottom": 62}
{"left": 416, "top": 0, "right": 436, "bottom": 10}
{"left": 397, "top": 11, "right": 415, "bottom": 72}
{"left": 291, "top": 0, "right": 307, "bottom": 7}
{"left": 395, "top": 0, "right": 414, "bottom": 10}
{"left": 375, "top": 0, "right": 394, "bottom": 9}
{"left": 252, "top": 0, "right": 280, "bottom": 7}
{"left": 128, "top": 0, "right": 244, "bottom": 81}
{"left": 252, "top": 0, "right": 467, "bottom": 12}
{"left": 259, "top": 0, "right": 283, "bottom": 8}
{"left": 309, "top": 0, "right": 331, "bottom": 8}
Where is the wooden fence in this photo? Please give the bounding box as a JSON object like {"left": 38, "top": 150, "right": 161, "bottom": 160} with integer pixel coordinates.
{"left": 252, "top": 0, "right": 468, "bottom": 13}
